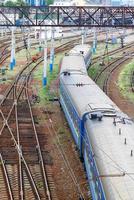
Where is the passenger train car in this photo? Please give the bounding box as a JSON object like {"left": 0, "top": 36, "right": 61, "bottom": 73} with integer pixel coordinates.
{"left": 69, "top": 44, "right": 92, "bottom": 68}
{"left": 60, "top": 45, "right": 134, "bottom": 199}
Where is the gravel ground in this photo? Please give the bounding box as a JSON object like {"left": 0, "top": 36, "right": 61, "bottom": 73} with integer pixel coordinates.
{"left": 31, "top": 76, "right": 90, "bottom": 199}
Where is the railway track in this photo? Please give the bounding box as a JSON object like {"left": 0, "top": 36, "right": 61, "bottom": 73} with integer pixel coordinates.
{"left": 0, "top": 59, "right": 53, "bottom": 199}
{"left": 91, "top": 42, "right": 134, "bottom": 66}
{"left": 0, "top": 38, "right": 91, "bottom": 199}
{"left": 93, "top": 45, "right": 134, "bottom": 95}
{"left": 43, "top": 106, "right": 90, "bottom": 200}
{"left": 1, "top": 28, "right": 134, "bottom": 200}
{"left": 130, "top": 71, "right": 134, "bottom": 92}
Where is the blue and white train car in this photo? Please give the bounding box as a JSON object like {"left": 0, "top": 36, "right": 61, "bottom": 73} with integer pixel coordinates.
{"left": 60, "top": 45, "right": 134, "bottom": 199}
{"left": 69, "top": 44, "right": 92, "bottom": 68}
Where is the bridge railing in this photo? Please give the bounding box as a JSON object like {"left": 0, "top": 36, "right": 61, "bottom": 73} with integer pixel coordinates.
{"left": 0, "top": 6, "right": 133, "bottom": 27}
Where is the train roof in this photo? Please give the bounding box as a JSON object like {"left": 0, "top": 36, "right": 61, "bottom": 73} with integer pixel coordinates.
{"left": 60, "top": 73, "right": 120, "bottom": 117}
{"left": 60, "top": 48, "right": 134, "bottom": 199}
{"left": 69, "top": 44, "right": 91, "bottom": 57}
{"left": 60, "top": 54, "right": 87, "bottom": 75}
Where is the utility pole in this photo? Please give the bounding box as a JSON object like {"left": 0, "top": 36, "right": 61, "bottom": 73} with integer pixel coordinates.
{"left": 43, "top": 27, "right": 47, "bottom": 86}
{"left": 10, "top": 28, "right": 16, "bottom": 70}
{"left": 92, "top": 28, "right": 97, "bottom": 53}
{"left": 49, "top": 27, "right": 55, "bottom": 73}
{"left": 81, "top": 27, "right": 84, "bottom": 45}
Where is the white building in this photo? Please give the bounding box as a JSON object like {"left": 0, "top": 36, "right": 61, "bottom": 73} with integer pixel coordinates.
{"left": 53, "top": 0, "right": 76, "bottom": 6}
{"left": 124, "top": 0, "right": 134, "bottom": 6}
{"left": 101, "top": 0, "right": 111, "bottom": 5}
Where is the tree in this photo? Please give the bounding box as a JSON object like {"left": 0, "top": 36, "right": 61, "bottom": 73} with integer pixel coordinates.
{"left": 46, "top": 0, "right": 54, "bottom": 5}
{"left": 4, "top": 0, "right": 27, "bottom": 6}
{"left": 16, "top": 0, "right": 27, "bottom": 6}
{"left": 4, "top": 1, "right": 16, "bottom": 6}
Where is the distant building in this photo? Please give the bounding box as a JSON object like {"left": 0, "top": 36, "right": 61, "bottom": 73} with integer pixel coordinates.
{"left": 111, "top": 0, "right": 123, "bottom": 6}
{"left": 101, "top": 0, "right": 111, "bottom": 5}
{"left": 123, "top": 0, "right": 134, "bottom": 6}
{"left": 53, "top": 0, "right": 76, "bottom": 6}
{"left": 26, "top": 0, "right": 45, "bottom": 6}
{"left": 86, "top": 0, "right": 111, "bottom": 5}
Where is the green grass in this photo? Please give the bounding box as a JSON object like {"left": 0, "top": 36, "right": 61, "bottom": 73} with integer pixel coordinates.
{"left": 0, "top": 47, "right": 40, "bottom": 83}
{"left": 92, "top": 42, "right": 120, "bottom": 59}
{"left": 88, "top": 63, "right": 100, "bottom": 79}
{"left": 118, "top": 60, "right": 134, "bottom": 102}
{"left": 33, "top": 42, "right": 120, "bottom": 105}
{"left": 33, "top": 52, "right": 64, "bottom": 106}
{"left": 88, "top": 42, "right": 120, "bottom": 79}
{"left": 15, "top": 47, "right": 39, "bottom": 59}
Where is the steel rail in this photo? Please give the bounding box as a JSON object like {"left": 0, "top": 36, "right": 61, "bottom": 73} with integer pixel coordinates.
{"left": 14, "top": 83, "right": 24, "bottom": 200}
{"left": 25, "top": 78, "right": 52, "bottom": 200}
{"left": 9, "top": 41, "right": 80, "bottom": 102}
{"left": 14, "top": 57, "right": 54, "bottom": 199}
{"left": 0, "top": 35, "right": 32, "bottom": 64}
{"left": 103, "top": 55, "right": 133, "bottom": 94}
{"left": 14, "top": 75, "right": 28, "bottom": 99}
{"left": 0, "top": 111, "right": 41, "bottom": 200}
{"left": 0, "top": 63, "right": 42, "bottom": 198}
{"left": 1, "top": 28, "right": 134, "bottom": 200}
{"left": 14, "top": 58, "right": 51, "bottom": 199}
{"left": 0, "top": 29, "right": 122, "bottom": 104}
{"left": 0, "top": 103, "right": 15, "bottom": 135}
{"left": 0, "top": 153, "right": 14, "bottom": 200}
{"left": 0, "top": 42, "right": 69, "bottom": 104}
{"left": 131, "top": 71, "right": 134, "bottom": 92}
{"left": 93, "top": 47, "right": 134, "bottom": 94}
{"left": 44, "top": 107, "right": 87, "bottom": 200}
{"left": 0, "top": 68, "right": 29, "bottom": 134}
{"left": 11, "top": 41, "right": 82, "bottom": 199}
{"left": 92, "top": 42, "right": 134, "bottom": 66}
{"left": 0, "top": 38, "right": 43, "bottom": 104}
{"left": 0, "top": 109, "right": 41, "bottom": 199}
{"left": 0, "top": 61, "right": 33, "bottom": 105}
{"left": 0, "top": 57, "right": 52, "bottom": 199}
{"left": 0, "top": 59, "right": 42, "bottom": 135}
{"left": 29, "top": 49, "right": 88, "bottom": 198}
{"left": 11, "top": 57, "right": 53, "bottom": 199}
{"left": 94, "top": 56, "right": 124, "bottom": 83}
{"left": 0, "top": 35, "right": 97, "bottom": 198}
{"left": 93, "top": 43, "right": 134, "bottom": 83}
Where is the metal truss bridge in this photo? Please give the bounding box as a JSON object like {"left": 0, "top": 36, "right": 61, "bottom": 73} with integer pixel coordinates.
{"left": 0, "top": 6, "right": 134, "bottom": 27}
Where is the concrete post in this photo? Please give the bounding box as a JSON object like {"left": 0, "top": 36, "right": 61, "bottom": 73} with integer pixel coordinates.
{"left": 49, "top": 27, "right": 55, "bottom": 72}
{"left": 10, "top": 28, "right": 16, "bottom": 70}
{"left": 43, "top": 28, "right": 47, "bottom": 86}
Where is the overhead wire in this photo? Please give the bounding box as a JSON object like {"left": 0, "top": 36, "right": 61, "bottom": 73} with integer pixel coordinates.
{"left": 80, "top": 132, "right": 134, "bottom": 183}
{"left": 70, "top": 120, "right": 134, "bottom": 198}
